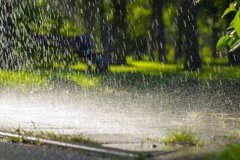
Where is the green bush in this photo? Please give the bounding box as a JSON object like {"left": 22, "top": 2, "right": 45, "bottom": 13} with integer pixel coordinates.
{"left": 217, "top": 1, "right": 240, "bottom": 52}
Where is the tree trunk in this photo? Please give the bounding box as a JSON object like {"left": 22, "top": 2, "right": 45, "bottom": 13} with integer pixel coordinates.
{"left": 152, "top": 0, "right": 166, "bottom": 62}
{"left": 0, "top": 0, "right": 18, "bottom": 70}
{"left": 181, "top": 0, "right": 201, "bottom": 71}
{"left": 211, "top": 15, "right": 219, "bottom": 58}
{"left": 111, "top": 0, "right": 127, "bottom": 65}
{"left": 98, "top": 1, "right": 110, "bottom": 55}
{"left": 174, "top": 7, "right": 184, "bottom": 63}
{"left": 82, "top": 0, "right": 97, "bottom": 34}
{"left": 149, "top": 0, "right": 166, "bottom": 62}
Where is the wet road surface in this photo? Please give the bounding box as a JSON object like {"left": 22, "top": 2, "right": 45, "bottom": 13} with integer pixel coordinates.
{"left": 0, "top": 84, "right": 239, "bottom": 152}
{"left": 0, "top": 141, "right": 119, "bottom": 160}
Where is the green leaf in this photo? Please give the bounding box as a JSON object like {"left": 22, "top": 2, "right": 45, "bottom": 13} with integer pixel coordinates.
{"left": 235, "top": 0, "right": 240, "bottom": 5}
{"left": 222, "top": 3, "right": 237, "bottom": 18}
{"left": 230, "top": 39, "right": 240, "bottom": 52}
{"left": 233, "top": 10, "right": 240, "bottom": 37}
{"left": 217, "top": 36, "right": 230, "bottom": 50}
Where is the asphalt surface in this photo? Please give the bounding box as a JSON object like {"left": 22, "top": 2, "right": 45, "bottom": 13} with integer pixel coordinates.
{"left": 0, "top": 88, "right": 239, "bottom": 146}
{"left": 0, "top": 141, "right": 126, "bottom": 160}
{"left": 0, "top": 80, "right": 240, "bottom": 159}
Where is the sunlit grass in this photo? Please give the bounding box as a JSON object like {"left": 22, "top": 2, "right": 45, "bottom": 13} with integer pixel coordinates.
{"left": 71, "top": 62, "right": 89, "bottom": 70}
{"left": 70, "top": 73, "right": 100, "bottom": 88}
{"left": 0, "top": 68, "right": 102, "bottom": 90}
{"left": 110, "top": 56, "right": 240, "bottom": 80}
{"left": 203, "top": 57, "right": 228, "bottom": 65}
{"left": 110, "top": 57, "right": 182, "bottom": 75}
{"left": 1, "top": 55, "right": 240, "bottom": 90}
{"left": 0, "top": 70, "right": 48, "bottom": 89}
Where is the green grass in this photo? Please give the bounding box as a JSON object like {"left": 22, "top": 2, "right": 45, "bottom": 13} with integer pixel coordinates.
{"left": 37, "top": 132, "right": 97, "bottom": 144}
{"left": 70, "top": 73, "right": 100, "bottom": 88}
{"left": 161, "top": 130, "right": 203, "bottom": 147}
{"left": 0, "top": 56, "right": 240, "bottom": 90}
{"left": 0, "top": 70, "right": 48, "bottom": 89}
{"left": 206, "top": 143, "right": 240, "bottom": 160}
{"left": 0, "top": 128, "right": 97, "bottom": 145}
{"left": 110, "top": 56, "right": 240, "bottom": 80}
{"left": 0, "top": 69, "right": 100, "bottom": 90}
{"left": 110, "top": 56, "right": 182, "bottom": 75}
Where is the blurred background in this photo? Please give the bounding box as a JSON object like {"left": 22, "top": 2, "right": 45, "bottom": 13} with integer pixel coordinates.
{"left": 0, "top": 0, "right": 237, "bottom": 72}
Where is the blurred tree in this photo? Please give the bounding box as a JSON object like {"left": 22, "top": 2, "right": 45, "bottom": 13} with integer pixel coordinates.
{"left": 127, "top": 0, "right": 151, "bottom": 60}
{"left": 174, "top": 2, "right": 183, "bottom": 63}
{"left": 97, "top": 1, "right": 111, "bottom": 55}
{"left": 208, "top": 4, "right": 220, "bottom": 59}
{"left": 149, "top": 0, "right": 166, "bottom": 62}
{"left": 15, "top": 0, "right": 73, "bottom": 68}
{"left": 111, "top": 0, "right": 127, "bottom": 65}
{"left": 80, "top": 0, "right": 97, "bottom": 34}
{"left": 0, "top": 0, "right": 19, "bottom": 70}
{"left": 177, "top": 0, "right": 201, "bottom": 71}
{"left": 16, "top": 0, "right": 68, "bottom": 35}
{"left": 208, "top": 1, "right": 223, "bottom": 58}
{"left": 198, "top": 0, "right": 229, "bottom": 59}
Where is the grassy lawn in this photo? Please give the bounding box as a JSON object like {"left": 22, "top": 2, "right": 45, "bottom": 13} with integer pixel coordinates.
{"left": 110, "top": 56, "right": 240, "bottom": 80}
{"left": 0, "top": 70, "right": 48, "bottom": 89}
{"left": 0, "top": 56, "right": 239, "bottom": 90}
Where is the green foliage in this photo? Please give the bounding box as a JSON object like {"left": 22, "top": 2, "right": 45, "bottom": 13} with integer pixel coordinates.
{"left": 136, "top": 153, "right": 146, "bottom": 160}
{"left": 219, "top": 144, "right": 240, "bottom": 160}
{"left": 127, "top": 0, "right": 151, "bottom": 38}
{"left": 232, "top": 10, "right": 240, "bottom": 37}
{"left": 16, "top": 0, "right": 75, "bottom": 35}
{"left": 15, "top": 0, "right": 77, "bottom": 68}
{"left": 103, "top": 0, "right": 114, "bottom": 24}
{"left": 222, "top": 3, "right": 237, "bottom": 18}
{"left": 217, "top": 1, "right": 240, "bottom": 52}
{"left": 207, "top": 143, "right": 240, "bottom": 160}
{"left": 161, "top": 130, "right": 202, "bottom": 147}
{"left": 217, "top": 36, "right": 230, "bottom": 50}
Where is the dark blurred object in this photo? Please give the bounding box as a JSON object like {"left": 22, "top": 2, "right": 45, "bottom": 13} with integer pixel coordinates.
{"left": 33, "top": 34, "right": 111, "bottom": 72}
{"left": 228, "top": 48, "right": 240, "bottom": 65}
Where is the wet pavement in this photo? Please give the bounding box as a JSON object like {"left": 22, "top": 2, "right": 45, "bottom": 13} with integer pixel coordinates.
{"left": 0, "top": 141, "right": 117, "bottom": 160}
{"left": 0, "top": 82, "right": 239, "bottom": 152}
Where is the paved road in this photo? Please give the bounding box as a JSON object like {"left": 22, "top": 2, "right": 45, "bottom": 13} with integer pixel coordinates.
{"left": 0, "top": 141, "right": 124, "bottom": 160}
{"left": 1, "top": 90, "right": 239, "bottom": 142}
{"left": 0, "top": 82, "right": 239, "bottom": 159}
{"left": 0, "top": 82, "right": 240, "bottom": 152}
